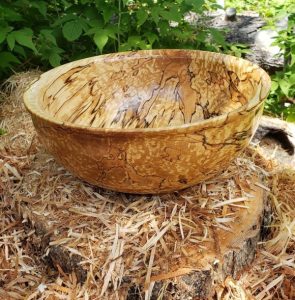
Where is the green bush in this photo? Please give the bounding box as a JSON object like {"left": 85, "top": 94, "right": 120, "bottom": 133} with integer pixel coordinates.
{"left": 0, "top": 0, "right": 228, "bottom": 80}
{"left": 225, "top": 0, "right": 293, "bottom": 20}
{"left": 266, "top": 11, "right": 295, "bottom": 121}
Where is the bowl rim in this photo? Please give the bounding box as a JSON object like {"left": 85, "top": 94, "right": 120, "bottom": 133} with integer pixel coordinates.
{"left": 23, "top": 49, "right": 271, "bottom": 135}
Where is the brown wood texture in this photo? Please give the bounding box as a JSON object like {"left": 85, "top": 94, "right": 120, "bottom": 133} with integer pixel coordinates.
{"left": 24, "top": 50, "right": 271, "bottom": 193}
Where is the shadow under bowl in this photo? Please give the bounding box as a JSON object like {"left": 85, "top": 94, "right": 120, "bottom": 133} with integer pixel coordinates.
{"left": 24, "top": 49, "right": 271, "bottom": 194}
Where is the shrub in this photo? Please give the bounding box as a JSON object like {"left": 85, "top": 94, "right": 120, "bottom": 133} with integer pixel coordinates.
{"left": 0, "top": 0, "right": 227, "bottom": 80}
{"left": 266, "top": 11, "right": 295, "bottom": 121}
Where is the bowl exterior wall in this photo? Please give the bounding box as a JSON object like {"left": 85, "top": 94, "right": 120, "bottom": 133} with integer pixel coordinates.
{"left": 31, "top": 103, "right": 263, "bottom": 194}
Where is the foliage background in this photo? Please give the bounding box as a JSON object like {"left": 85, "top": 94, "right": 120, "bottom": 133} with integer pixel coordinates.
{"left": 0, "top": 0, "right": 294, "bottom": 120}
{"left": 0, "top": 0, "right": 225, "bottom": 77}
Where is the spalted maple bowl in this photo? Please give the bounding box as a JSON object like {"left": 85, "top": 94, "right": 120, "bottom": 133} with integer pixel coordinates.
{"left": 24, "top": 50, "right": 271, "bottom": 194}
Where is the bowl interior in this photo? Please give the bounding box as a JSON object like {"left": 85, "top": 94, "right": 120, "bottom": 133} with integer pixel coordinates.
{"left": 38, "top": 51, "right": 269, "bottom": 129}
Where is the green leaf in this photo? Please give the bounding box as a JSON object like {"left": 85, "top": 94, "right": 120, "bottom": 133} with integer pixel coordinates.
{"left": 209, "top": 28, "right": 226, "bottom": 46}
{"left": 86, "top": 18, "right": 103, "bottom": 29}
{"left": 160, "top": 9, "right": 181, "bottom": 23}
{"left": 85, "top": 27, "right": 102, "bottom": 36}
{"left": 286, "top": 111, "right": 295, "bottom": 123}
{"left": 0, "top": 52, "right": 20, "bottom": 69}
{"left": 185, "top": 0, "right": 205, "bottom": 11}
{"left": 93, "top": 30, "right": 108, "bottom": 53}
{"left": 158, "top": 21, "right": 169, "bottom": 35}
{"left": 119, "top": 43, "right": 131, "bottom": 52}
{"left": 145, "top": 32, "right": 158, "bottom": 45}
{"left": 2, "top": 7, "right": 23, "bottom": 22}
{"left": 31, "top": 1, "right": 47, "bottom": 17}
{"left": 49, "top": 52, "right": 61, "bottom": 67}
{"left": 102, "top": 6, "right": 115, "bottom": 23}
{"left": 271, "top": 80, "right": 279, "bottom": 91}
{"left": 84, "top": 6, "right": 98, "bottom": 20}
{"left": 14, "top": 29, "right": 37, "bottom": 53}
{"left": 151, "top": 7, "right": 161, "bottom": 24}
{"left": 62, "top": 20, "right": 83, "bottom": 41}
{"left": 0, "top": 26, "right": 13, "bottom": 44}
{"left": 279, "top": 79, "right": 290, "bottom": 96}
{"left": 78, "top": 18, "right": 89, "bottom": 32}
{"left": 127, "top": 36, "right": 147, "bottom": 49}
{"left": 136, "top": 9, "right": 149, "bottom": 26}
{"left": 289, "top": 74, "right": 295, "bottom": 85}
{"left": 40, "top": 29, "right": 57, "bottom": 45}
{"left": 104, "top": 26, "right": 117, "bottom": 39}
{"left": 14, "top": 45, "right": 27, "bottom": 58}
{"left": 195, "top": 31, "right": 207, "bottom": 43}
{"left": 128, "top": 36, "right": 142, "bottom": 46}
{"left": 53, "top": 14, "right": 76, "bottom": 26}
{"left": 6, "top": 33, "right": 15, "bottom": 51}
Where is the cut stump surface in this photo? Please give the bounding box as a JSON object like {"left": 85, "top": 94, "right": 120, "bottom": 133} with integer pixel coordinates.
{"left": 17, "top": 167, "right": 267, "bottom": 299}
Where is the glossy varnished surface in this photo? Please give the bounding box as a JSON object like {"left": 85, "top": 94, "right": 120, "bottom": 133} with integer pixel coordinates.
{"left": 43, "top": 52, "right": 259, "bottom": 129}
{"left": 24, "top": 50, "right": 271, "bottom": 193}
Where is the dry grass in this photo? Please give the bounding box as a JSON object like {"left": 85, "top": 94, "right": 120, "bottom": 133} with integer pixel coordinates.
{"left": 0, "top": 71, "right": 294, "bottom": 300}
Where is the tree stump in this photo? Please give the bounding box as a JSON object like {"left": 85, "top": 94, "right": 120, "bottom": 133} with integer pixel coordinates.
{"left": 147, "top": 177, "right": 267, "bottom": 299}
{"left": 18, "top": 172, "right": 268, "bottom": 299}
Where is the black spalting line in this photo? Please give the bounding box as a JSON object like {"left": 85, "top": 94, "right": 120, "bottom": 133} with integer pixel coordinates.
{"left": 131, "top": 61, "right": 179, "bottom": 128}
{"left": 44, "top": 64, "right": 92, "bottom": 109}
{"left": 63, "top": 58, "right": 163, "bottom": 128}
{"left": 110, "top": 101, "right": 141, "bottom": 128}
{"left": 168, "top": 108, "right": 176, "bottom": 125}
{"left": 89, "top": 79, "right": 100, "bottom": 96}
{"left": 137, "top": 75, "right": 183, "bottom": 128}
{"left": 86, "top": 97, "right": 108, "bottom": 125}
{"left": 64, "top": 93, "right": 93, "bottom": 123}
{"left": 71, "top": 58, "right": 190, "bottom": 128}
{"left": 48, "top": 58, "right": 264, "bottom": 130}
{"left": 68, "top": 100, "right": 93, "bottom": 123}
{"left": 53, "top": 81, "right": 90, "bottom": 117}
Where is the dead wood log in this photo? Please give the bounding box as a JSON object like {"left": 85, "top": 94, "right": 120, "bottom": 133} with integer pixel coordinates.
{"left": 254, "top": 116, "right": 295, "bottom": 168}
{"left": 208, "top": 12, "right": 284, "bottom": 74}
{"left": 255, "top": 116, "right": 295, "bottom": 155}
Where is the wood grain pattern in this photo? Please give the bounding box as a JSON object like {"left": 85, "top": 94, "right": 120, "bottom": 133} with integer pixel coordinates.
{"left": 24, "top": 50, "right": 271, "bottom": 193}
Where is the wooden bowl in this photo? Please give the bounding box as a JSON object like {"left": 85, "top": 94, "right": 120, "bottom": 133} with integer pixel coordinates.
{"left": 24, "top": 50, "right": 271, "bottom": 194}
